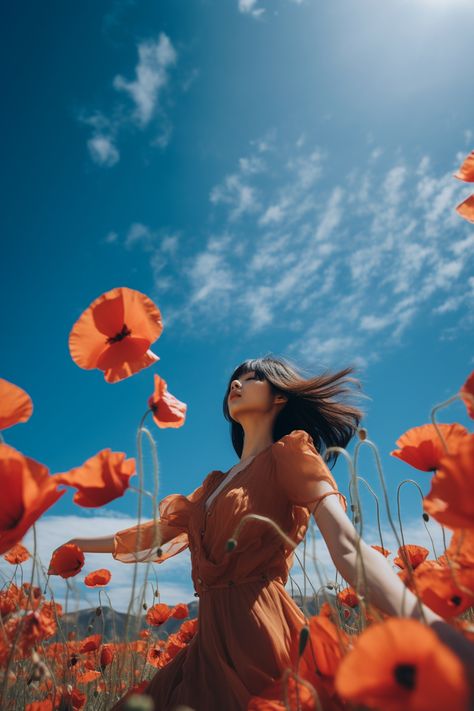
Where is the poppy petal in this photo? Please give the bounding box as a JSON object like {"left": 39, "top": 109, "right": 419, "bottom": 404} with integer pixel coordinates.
{"left": 456, "top": 194, "right": 474, "bottom": 223}
{"left": 0, "top": 379, "right": 33, "bottom": 431}
{"left": 460, "top": 371, "right": 474, "bottom": 420}
{"left": 453, "top": 151, "right": 474, "bottom": 182}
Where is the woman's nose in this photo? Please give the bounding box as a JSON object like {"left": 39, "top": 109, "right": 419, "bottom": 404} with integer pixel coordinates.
{"left": 230, "top": 380, "right": 241, "bottom": 392}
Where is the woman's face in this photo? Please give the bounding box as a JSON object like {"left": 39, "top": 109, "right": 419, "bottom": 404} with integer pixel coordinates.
{"left": 227, "top": 371, "right": 282, "bottom": 421}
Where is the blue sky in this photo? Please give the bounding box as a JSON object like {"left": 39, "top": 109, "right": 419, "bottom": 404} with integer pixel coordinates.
{"left": 1, "top": 0, "right": 473, "bottom": 609}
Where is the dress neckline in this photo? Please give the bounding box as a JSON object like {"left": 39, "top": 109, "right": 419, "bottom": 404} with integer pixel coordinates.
{"left": 204, "top": 440, "right": 276, "bottom": 515}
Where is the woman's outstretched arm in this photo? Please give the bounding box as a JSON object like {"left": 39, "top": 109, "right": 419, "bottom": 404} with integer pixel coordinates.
{"left": 65, "top": 535, "right": 115, "bottom": 554}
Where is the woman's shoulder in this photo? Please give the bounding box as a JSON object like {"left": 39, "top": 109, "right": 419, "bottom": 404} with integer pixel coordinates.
{"left": 273, "top": 429, "right": 316, "bottom": 452}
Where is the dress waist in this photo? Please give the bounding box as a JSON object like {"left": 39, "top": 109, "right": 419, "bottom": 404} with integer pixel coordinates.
{"left": 194, "top": 573, "right": 284, "bottom": 596}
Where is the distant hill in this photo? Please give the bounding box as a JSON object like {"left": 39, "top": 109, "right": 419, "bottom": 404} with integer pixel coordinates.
{"left": 50, "top": 591, "right": 337, "bottom": 643}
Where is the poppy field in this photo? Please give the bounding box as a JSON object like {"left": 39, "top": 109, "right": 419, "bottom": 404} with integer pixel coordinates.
{"left": 1, "top": 151, "right": 474, "bottom": 711}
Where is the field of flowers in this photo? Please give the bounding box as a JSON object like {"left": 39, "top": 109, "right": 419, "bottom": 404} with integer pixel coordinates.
{"left": 1, "top": 151, "right": 473, "bottom": 711}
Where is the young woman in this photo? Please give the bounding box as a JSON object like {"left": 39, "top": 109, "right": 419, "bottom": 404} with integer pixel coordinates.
{"left": 64, "top": 356, "right": 474, "bottom": 710}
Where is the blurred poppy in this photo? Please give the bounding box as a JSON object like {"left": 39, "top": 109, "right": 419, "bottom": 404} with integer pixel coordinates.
{"left": 460, "top": 371, "right": 474, "bottom": 420}
{"left": 0, "top": 444, "right": 65, "bottom": 555}
{"left": 3, "top": 542, "right": 30, "bottom": 564}
{"left": 148, "top": 373, "right": 187, "bottom": 428}
{"left": 84, "top": 568, "right": 111, "bottom": 587}
{"left": 300, "top": 614, "right": 350, "bottom": 682}
{"left": 57, "top": 687, "right": 86, "bottom": 711}
{"left": 170, "top": 602, "right": 189, "bottom": 619}
{"left": 424, "top": 434, "right": 474, "bottom": 529}
{"left": 79, "top": 634, "right": 102, "bottom": 653}
{"left": 177, "top": 618, "right": 198, "bottom": 643}
{"left": 77, "top": 670, "right": 101, "bottom": 684}
{"left": 69, "top": 287, "right": 163, "bottom": 383}
{"left": 391, "top": 423, "right": 469, "bottom": 471}
{"left": 146, "top": 602, "right": 171, "bottom": 626}
{"left": 371, "top": 545, "right": 391, "bottom": 557}
{"left": 0, "top": 378, "right": 33, "bottom": 431}
{"left": 248, "top": 674, "right": 318, "bottom": 711}
{"left": 335, "top": 618, "right": 468, "bottom": 711}
{"left": 414, "top": 559, "right": 474, "bottom": 619}
{"left": 456, "top": 194, "right": 474, "bottom": 223}
{"left": 55, "top": 449, "right": 135, "bottom": 507}
{"left": 337, "top": 587, "right": 358, "bottom": 608}
{"left": 48, "top": 543, "right": 85, "bottom": 579}
{"left": 393, "top": 544, "right": 430, "bottom": 571}
{"left": 100, "top": 644, "right": 114, "bottom": 669}
{"left": 454, "top": 151, "right": 474, "bottom": 182}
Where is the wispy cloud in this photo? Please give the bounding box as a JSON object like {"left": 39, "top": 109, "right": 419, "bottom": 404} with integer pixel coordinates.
{"left": 79, "top": 33, "right": 179, "bottom": 166}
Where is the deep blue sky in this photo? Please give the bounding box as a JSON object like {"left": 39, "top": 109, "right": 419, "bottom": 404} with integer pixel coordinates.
{"left": 1, "top": 0, "right": 473, "bottom": 546}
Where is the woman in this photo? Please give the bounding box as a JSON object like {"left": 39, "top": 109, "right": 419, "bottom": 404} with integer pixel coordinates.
{"left": 64, "top": 356, "right": 474, "bottom": 710}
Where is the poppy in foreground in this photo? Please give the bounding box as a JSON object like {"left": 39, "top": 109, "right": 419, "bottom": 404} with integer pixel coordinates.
{"left": 48, "top": 543, "right": 85, "bottom": 579}
{"left": 55, "top": 449, "right": 136, "bottom": 507}
{"left": 69, "top": 286, "right": 163, "bottom": 383}
{"left": 460, "top": 371, "right": 474, "bottom": 420}
{"left": 423, "top": 434, "right": 474, "bottom": 530}
{"left": 335, "top": 618, "right": 468, "bottom": 711}
{"left": 0, "top": 445, "right": 65, "bottom": 555}
{"left": 0, "top": 378, "right": 33, "bottom": 431}
{"left": 148, "top": 373, "right": 187, "bottom": 428}
{"left": 390, "top": 423, "right": 469, "bottom": 471}
{"left": 84, "top": 568, "right": 111, "bottom": 587}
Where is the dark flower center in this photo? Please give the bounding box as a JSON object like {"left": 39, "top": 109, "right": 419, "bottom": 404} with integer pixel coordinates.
{"left": 451, "top": 595, "right": 462, "bottom": 606}
{"left": 394, "top": 663, "right": 416, "bottom": 689}
{"left": 107, "top": 323, "right": 132, "bottom": 344}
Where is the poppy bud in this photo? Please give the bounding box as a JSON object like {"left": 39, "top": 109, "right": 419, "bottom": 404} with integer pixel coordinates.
{"left": 226, "top": 538, "right": 237, "bottom": 552}
{"left": 358, "top": 428, "right": 368, "bottom": 440}
{"left": 298, "top": 625, "right": 309, "bottom": 656}
{"left": 422, "top": 513, "right": 429, "bottom": 522}
{"left": 87, "top": 624, "right": 93, "bottom": 632}
{"left": 156, "top": 548, "right": 163, "bottom": 558}
{"left": 154, "top": 590, "right": 159, "bottom": 597}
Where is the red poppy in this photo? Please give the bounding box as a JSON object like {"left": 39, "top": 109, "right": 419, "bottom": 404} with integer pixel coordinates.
{"left": 393, "top": 545, "right": 430, "bottom": 571}
{"left": 460, "top": 371, "right": 474, "bottom": 420}
{"left": 84, "top": 568, "right": 111, "bottom": 587}
{"left": 0, "top": 444, "right": 65, "bottom": 555}
{"left": 0, "top": 378, "right": 33, "bottom": 431}
{"left": 170, "top": 602, "right": 189, "bottom": 619}
{"left": 146, "top": 603, "right": 171, "bottom": 626}
{"left": 454, "top": 151, "right": 474, "bottom": 182}
{"left": 55, "top": 449, "right": 135, "bottom": 507}
{"left": 79, "top": 634, "right": 102, "bottom": 653}
{"left": 177, "top": 618, "right": 198, "bottom": 643}
{"left": 100, "top": 644, "right": 114, "bottom": 669}
{"left": 414, "top": 559, "right": 474, "bottom": 619}
{"left": 335, "top": 618, "right": 468, "bottom": 711}
{"left": 77, "top": 670, "right": 101, "bottom": 684}
{"left": 456, "top": 194, "right": 474, "bottom": 223}
{"left": 148, "top": 373, "right": 187, "bottom": 428}
{"left": 300, "top": 614, "right": 351, "bottom": 680}
{"left": 391, "top": 423, "right": 469, "bottom": 471}
{"left": 371, "top": 545, "right": 391, "bottom": 557}
{"left": 423, "top": 434, "right": 474, "bottom": 529}
{"left": 337, "top": 587, "right": 359, "bottom": 608}
{"left": 3, "top": 542, "right": 30, "bottom": 564}
{"left": 69, "top": 287, "right": 163, "bottom": 383}
{"left": 48, "top": 543, "right": 85, "bottom": 579}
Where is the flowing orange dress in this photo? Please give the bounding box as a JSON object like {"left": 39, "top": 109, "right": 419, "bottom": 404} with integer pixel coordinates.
{"left": 112, "top": 429, "right": 347, "bottom": 711}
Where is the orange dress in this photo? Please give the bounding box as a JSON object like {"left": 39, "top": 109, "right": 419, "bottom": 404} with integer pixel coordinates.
{"left": 112, "top": 429, "right": 347, "bottom": 711}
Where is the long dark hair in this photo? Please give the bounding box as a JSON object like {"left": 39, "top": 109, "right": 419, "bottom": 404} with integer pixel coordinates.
{"left": 222, "top": 354, "right": 368, "bottom": 468}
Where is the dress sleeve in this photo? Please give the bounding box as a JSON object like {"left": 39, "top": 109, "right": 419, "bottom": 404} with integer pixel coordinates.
{"left": 112, "top": 479, "right": 207, "bottom": 564}
{"left": 272, "top": 429, "right": 347, "bottom": 513}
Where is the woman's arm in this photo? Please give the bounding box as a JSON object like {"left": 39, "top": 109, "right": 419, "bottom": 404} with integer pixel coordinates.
{"left": 66, "top": 535, "right": 116, "bottom": 554}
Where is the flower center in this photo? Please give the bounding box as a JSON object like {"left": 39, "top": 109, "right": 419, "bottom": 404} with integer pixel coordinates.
{"left": 107, "top": 323, "right": 132, "bottom": 344}
{"left": 451, "top": 595, "right": 462, "bottom": 606}
{"left": 394, "top": 663, "right": 416, "bottom": 690}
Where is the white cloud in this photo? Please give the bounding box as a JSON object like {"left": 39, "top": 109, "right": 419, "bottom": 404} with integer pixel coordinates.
{"left": 238, "top": 0, "right": 265, "bottom": 17}
{"left": 87, "top": 135, "right": 120, "bottom": 167}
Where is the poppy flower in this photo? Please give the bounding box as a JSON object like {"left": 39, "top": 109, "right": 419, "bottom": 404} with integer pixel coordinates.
{"left": 3, "top": 542, "right": 30, "bottom": 564}
{"left": 248, "top": 674, "right": 318, "bottom": 711}
{"left": 0, "top": 378, "right": 33, "bottom": 431}
{"left": 423, "top": 434, "right": 474, "bottom": 529}
{"left": 77, "top": 670, "right": 101, "bottom": 684}
{"left": 55, "top": 449, "right": 135, "bottom": 507}
{"left": 454, "top": 151, "right": 474, "bottom": 182}
{"left": 299, "top": 614, "right": 351, "bottom": 682}
{"left": 48, "top": 543, "right": 85, "bottom": 579}
{"left": 69, "top": 287, "right": 163, "bottom": 383}
{"left": 335, "top": 618, "right": 468, "bottom": 711}
{"left": 100, "top": 644, "right": 114, "bottom": 669}
{"left": 176, "top": 618, "right": 198, "bottom": 643}
{"left": 146, "top": 602, "right": 171, "bottom": 626}
{"left": 414, "top": 559, "right": 474, "bottom": 619}
{"left": 0, "top": 444, "right": 65, "bottom": 555}
{"left": 79, "top": 634, "right": 102, "bottom": 653}
{"left": 371, "top": 545, "right": 391, "bottom": 557}
{"left": 84, "top": 568, "right": 111, "bottom": 587}
{"left": 393, "top": 545, "right": 430, "bottom": 571}
{"left": 460, "top": 371, "right": 474, "bottom": 420}
{"left": 390, "top": 423, "right": 469, "bottom": 472}
{"left": 456, "top": 194, "right": 474, "bottom": 223}
{"left": 337, "top": 587, "right": 359, "bottom": 608}
{"left": 148, "top": 373, "right": 187, "bottom": 428}
{"left": 170, "top": 602, "right": 189, "bottom": 619}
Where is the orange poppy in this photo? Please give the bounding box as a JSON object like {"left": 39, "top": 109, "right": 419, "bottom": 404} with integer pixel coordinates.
{"left": 0, "top": 444, "right": 65, "bottom": 555}
{"left": 69, "top": 286, "right": 163, "bottom": 383}
{"left": 48, "top": 543, "right": 85, "bottom": 579}
{"left": 460, "top": 371, "right": 474, "bottom": 420}
{"left": 337, "top": 587, "right": 359, "bottom": 608}
{"left": 423, "top": 434, "right": 474, "bottom": 529}
{"left": 414, "top": 559, "right": 474, "bottom": 619}
{"left": 0, "top": 378, "right": 33, "bottom": 430}
{"left": 77, "top": 670, "right": 101, "bottom": 684}
{"left": 3, "top": 542, "right": 30, "bottom": 564}
{"left": 391, "top": 423, "right": 469, "bottom": 471}
{"left": 300, "top": 614, "right": 351, "bottom": 681}
{"left": 248, "top": 674, "right": 318, "bottom": 711}
{"left": 177, "top": 618, "right": 198, "bottom": 642}
{"left": 57, "top": 687, "right": 86, "bottom": 711}
{"left": 79, "top": 633, "right": 102, "bottom": 653}
{"left": 148, "top": 373, "right": 187, "bottom": 428}
{"left": 146, "top": 602, "right": 171, "bottom": 626}
{"left": 55, "top": 449, "right": 135, "bottom": 507}
{"left": 456, "top": 194, "right": 474, "bottom": 223}
{"left": 371, "top": 544, "right": 391, "bottom": 557}
{"left": 335, "top": 618, "right": 468, "bottom": 711}
{"left": 100, "top": 644, "right": 114, "bottom": 669}
{"left": 170, "top": 602, "right": 189, "bottom": 619}
{"left": 84, "top": 568, "right": 111, "bottom": 587}
{"left": 454, "top": 151, "right": 474, "bottom": 182}
{"left": 393, "top": 545, "right": 430, "bottom": 571}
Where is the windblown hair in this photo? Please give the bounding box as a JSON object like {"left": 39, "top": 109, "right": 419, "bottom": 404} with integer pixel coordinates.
{"left": 222, "top": 354, "right": 368, "bottom": 468}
